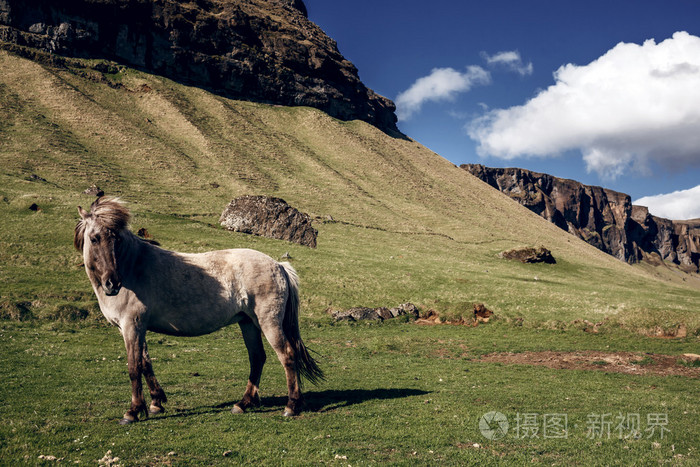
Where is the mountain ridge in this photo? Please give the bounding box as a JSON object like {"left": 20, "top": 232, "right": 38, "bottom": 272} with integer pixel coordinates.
{"left": 0, "top": 0, "right": 400, "bottom": 135}
{"left": 462, "top": 163, "right": 700, "bottom": 273}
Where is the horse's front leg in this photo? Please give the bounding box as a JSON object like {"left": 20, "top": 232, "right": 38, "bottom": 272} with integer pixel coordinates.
{"left": 142, "top": 342, "right": 167, "bottom": 415}
{"left": 120, "top": 320, "right": 149, "bottom": 424}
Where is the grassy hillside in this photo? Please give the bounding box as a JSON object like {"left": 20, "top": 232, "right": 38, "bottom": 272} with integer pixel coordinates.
{"left": 1, "top": 49, "right": 699, "bottom": 332}
{"left": 2, "top": 49, "right": 700, "bottom": 465}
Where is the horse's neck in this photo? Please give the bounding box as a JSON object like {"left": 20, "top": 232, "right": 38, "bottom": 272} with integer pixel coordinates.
{"left": 118, "top": 230, "right": 144, "bottom": 274}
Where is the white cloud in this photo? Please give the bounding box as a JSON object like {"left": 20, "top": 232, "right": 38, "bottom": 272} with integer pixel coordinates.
{"left": 395, "top": 66, "right": 490, "bottom": 120}
{"left": 483, "top": 50, "right": 533, "bottom": 76}
{"left": 468, "top": 31, "right": 700, "bottom": 179}
{"left": 635, "top": 184, "right": 700, "bottom": 220}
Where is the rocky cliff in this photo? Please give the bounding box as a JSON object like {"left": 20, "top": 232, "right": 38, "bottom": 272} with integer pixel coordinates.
{"left": 462, "top": 164, "right": 700, "bottom": 272}
{"left": 0, "top": 0, "right": 399, "bottom": 135}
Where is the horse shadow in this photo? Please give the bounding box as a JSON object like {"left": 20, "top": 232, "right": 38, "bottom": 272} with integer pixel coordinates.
{"left": 152, "top": 388, "right": 431, "bottom": 420}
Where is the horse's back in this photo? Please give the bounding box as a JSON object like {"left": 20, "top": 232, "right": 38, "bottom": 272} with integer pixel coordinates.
{"left": 142, "top": 247, "right": 288, "bottom": 336}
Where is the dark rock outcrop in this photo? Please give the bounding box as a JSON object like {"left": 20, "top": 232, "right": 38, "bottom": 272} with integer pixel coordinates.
{"left": 0, "top": 0, "right": 399, "bottom": 135}
{"left": 220, "top": 195, "right": 317, "bottom": 247}
{"left": 329, "top": 303, "right": 420, "bottom": 322}
{"left": 499, "top": 246, "right": 555, "bottom": 264}
{"left": 463, "top": 164, "right": 700, "bottom": 272}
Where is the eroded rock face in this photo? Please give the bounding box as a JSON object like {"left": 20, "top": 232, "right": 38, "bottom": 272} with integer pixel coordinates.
{"left": 219, "top": 195, "right": 317, "bottom": 247}
{"left": 463, "top": 164, "right": 700, "bottom": 272}
{"left": 0, "top": 0, "right": 399, "bottom": 135}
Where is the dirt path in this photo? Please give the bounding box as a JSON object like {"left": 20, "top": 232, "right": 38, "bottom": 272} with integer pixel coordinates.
{"left": 479, "top": 351, "right": 700, "bottom": 378}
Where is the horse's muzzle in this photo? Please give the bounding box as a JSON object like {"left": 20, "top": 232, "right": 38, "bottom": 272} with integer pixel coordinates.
{"left": 103, "top": 278, "right": 122, "bottom": 296}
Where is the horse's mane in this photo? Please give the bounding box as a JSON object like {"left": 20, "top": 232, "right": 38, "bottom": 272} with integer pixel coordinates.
{"left": 74, "top": 197, "right": 131, "bottom": 251}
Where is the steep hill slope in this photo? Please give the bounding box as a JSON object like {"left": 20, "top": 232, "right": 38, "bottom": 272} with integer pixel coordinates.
{"left": 1, "top": 50, "right": 699, "bottom": 332}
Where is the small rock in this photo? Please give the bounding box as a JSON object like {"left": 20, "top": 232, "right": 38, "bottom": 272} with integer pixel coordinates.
{"left": 29, "top": 203, "right": 40, "bottom": 211}
{"left": 375, "top": 307, "right": 393, "bottom": 320}
{"left": 332, "top": 307, "right": 381, "bottom": 322}
{"left": 83, "top": 184, "right": 104, "bottom": 197}
{"left": 223, "top": 450, "right": 233, "bottom": 457}
{"left": 398, "top": 303, "right": 419, "bottom": 318}
{"left": 28, "top": 174, "right": 47, "bottom": 182}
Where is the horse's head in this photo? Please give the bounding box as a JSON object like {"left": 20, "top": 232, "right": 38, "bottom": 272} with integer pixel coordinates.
{"left": 75, "top": 198, "right": 131, "bottom": 296}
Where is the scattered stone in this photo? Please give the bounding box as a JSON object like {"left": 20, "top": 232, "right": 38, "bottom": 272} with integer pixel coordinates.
{"left": 375, "top": 307, "right": 393, "bottom": 320}
{"left": 394, "top": 303, "right": 419, "bottom": 318}
{"left": 83, "top": 184, "right": 104, "bottom": 197}
{"left": 329, "top": 302, "right": 420, "bottom": 322}
{"left": 499, "top": 246, "right": 556, "bottom": 264}
{"left": 683, "top": 353, "right": 700, "bottom": 361}
{"left": 98, "top": 450, "right": 120, "bottom": 466}
{"left": 473, "top": 303, "right": 493, "bottom": 324}
{"left": 27, "top": 174, "right": 47, "bottom": 182}
{"left": 223, "top": 450, "right": 233, "bottom": 457}
{"left": 29, "top": 203, "right": 40, "bottom": 211}
{"left": 220, "top": 196, "right": 317, "bottom": 248}
{"left": 281, "top": 252, "right": 292, "bottom": 260}
{"left": 331, "top": 307, "right": 381, "bottom": 322}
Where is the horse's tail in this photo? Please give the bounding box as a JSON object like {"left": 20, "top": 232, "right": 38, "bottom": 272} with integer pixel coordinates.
{"left": 279, "top": 262, "right": 325, "bottom": 386}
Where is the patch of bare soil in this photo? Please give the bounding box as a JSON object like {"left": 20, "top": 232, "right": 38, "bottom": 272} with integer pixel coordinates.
{"left": 479, "top": 351, "right": 700, "bottom": 378}
{"left": 415, "top": 304, "right": 494, "bottom": 326}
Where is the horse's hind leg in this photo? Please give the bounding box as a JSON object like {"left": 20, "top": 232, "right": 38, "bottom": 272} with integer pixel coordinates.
{"left": 142, "top": 342, "right": 167, "bottom": 415}
{"left": 260, "top": 326, "right": 302, "bottom": 417}
{"left": 232, "top": 318, "right": 266, "bottom": 414}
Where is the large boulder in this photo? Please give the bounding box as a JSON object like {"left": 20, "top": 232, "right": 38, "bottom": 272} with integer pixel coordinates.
{"left": 219, "top": 195, "right": 317, "bottom": 248}
{"left": 499, "top": 246, "right": 556, "bottom": 264}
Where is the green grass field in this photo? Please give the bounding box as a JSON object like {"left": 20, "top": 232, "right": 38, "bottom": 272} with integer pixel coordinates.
{"left": 1, "top": 321, "right": 698, "bottom": 465}
{"left": 1, "top": 48, "right": 699, "bottom": 464}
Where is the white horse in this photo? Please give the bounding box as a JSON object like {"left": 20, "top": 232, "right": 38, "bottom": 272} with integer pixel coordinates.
{"left": 74, "top": 197, "right": 323, "bottom": 423}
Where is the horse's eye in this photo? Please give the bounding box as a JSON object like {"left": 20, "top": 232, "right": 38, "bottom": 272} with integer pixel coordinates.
{"left": 90, "top": 235, "right": 100, "bottom": 244}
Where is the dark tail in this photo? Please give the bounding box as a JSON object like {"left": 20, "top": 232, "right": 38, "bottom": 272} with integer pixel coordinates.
{"left": 280, "top": 262, "right": 325, "bottom": 386}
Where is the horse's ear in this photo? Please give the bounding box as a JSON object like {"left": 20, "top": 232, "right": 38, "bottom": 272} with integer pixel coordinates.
{"left": 78, "top": 206, "right": 88, "bottom": 219}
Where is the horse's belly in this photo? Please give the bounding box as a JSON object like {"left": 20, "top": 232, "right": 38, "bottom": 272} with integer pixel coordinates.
{"left": 147, "top": 308, "right": 245, "bottom": 337}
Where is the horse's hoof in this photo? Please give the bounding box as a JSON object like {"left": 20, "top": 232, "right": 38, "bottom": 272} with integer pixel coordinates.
{"left": 231, "top": 405, "right": 245, "bottom": 414}
{"left": 149, "top": 406, "right": 164, "bottom": 415}
{"left": 283, "top": 408, "right": 297, "bottom": 417}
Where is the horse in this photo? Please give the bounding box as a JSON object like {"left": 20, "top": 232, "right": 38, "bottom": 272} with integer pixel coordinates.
{"left": 74, "top": 197, "right": 323, "bottom": 424}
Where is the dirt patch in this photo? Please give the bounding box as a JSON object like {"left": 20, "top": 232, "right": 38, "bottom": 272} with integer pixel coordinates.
{"left": 480, "top": 351, "right": 700, "bottom": 378}
{"left": 415, "top": 304, "right": 494, "bottom": 326}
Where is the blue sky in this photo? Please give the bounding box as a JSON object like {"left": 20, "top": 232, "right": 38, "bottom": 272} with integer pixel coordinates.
{"left": 303, "top": 0, "right": 700, "bottom": 219}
